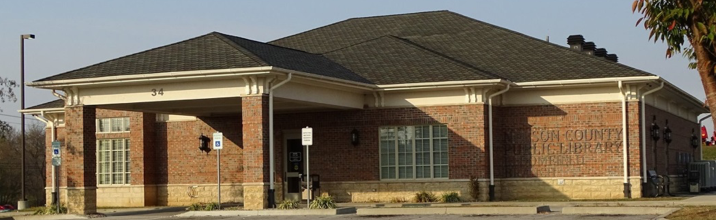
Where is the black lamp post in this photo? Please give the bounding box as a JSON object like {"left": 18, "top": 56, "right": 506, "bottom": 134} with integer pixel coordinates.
{"left": 663, "top": 120, "right": 672, "bottom": 173}
{"left": 18, "top": 34, "right": 34, "bottom": 210}
{"left": 663, "top": 119, "right": 673, "bottom": 196}
{"left": 691, "top": 128, "right": 699, "bottom": 164}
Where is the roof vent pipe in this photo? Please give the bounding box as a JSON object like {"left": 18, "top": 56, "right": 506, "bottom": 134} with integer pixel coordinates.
{"left": 567, "top": 35, "right": 585, "bottom": 51}
{"left": 595, "top": 48, "right": 608, "bottom": 57}
{"left": 582, "top": 42, "right": 596, "bottom": 55}
{"left": 606, "top": 54, "right": 619, "bottom": 62}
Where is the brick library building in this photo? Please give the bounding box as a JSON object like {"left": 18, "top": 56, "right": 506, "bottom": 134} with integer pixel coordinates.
{"left": 23, "top": 11, "right": 707, "bottom": 214}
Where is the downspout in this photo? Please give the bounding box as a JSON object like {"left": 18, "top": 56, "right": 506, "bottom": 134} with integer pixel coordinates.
{"left": 33, "top": 111, "right": 57, "bottom": 204}
{"left": 618, "top": 81, "right": 631, "bottom": 198}
{"left": 699, "top": 114, "right": 712, "bottom": 161}
{"left": 640, "top": 81, "right": 664, "bottom": 184}
{"left": 268, "top": 73, "right": 292, "bottom": 208}
{"left": 488, "top": 84, "right": 509, "bottom": 201}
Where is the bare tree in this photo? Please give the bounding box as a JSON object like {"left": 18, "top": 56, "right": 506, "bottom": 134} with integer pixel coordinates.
{"left": 0, "top": 123, "right": 46, "bottom": 205}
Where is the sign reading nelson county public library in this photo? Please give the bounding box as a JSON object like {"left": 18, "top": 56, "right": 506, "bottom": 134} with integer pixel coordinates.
{"left": 502, "top": 127, "right": 624, "bottom": 177}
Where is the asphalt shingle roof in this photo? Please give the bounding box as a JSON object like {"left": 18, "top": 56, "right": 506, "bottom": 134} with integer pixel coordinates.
{"left": 271, "top": 10, "right": 653, "bottom": 82}
{"left": 36, "top": 10, "right": 654, "bottom": 86}
{"left": 26, "top": 99, "right": 64, "bottom": 109}
{"left": 323, "top": 35, "right": 498, "bottom": 84}
{"left": 36, "top": 32, "right": 370, "bottom": 84}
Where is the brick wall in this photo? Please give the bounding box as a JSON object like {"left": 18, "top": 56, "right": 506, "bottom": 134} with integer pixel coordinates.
{"left": 45, "top": 100, "right": 700, "bottom": 205}
{"left": 493, "top": 102, "right": 642, "bottom": 178}
{"left": 644, "top": 104, "right": 700, "bottom": 176}
{"left": 274, "top": 104, "right": 487, "bottom": 182}
{"left": 154, "top": 115, "right": 243, "bottom": 184}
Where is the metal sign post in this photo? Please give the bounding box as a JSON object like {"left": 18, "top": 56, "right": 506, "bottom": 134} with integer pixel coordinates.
{"left": 213, "top": 132, "right": 223, "bottom": 209}
{"left": 51, "top": 140, "right": 60, "bottom": 214}
{"left": 301, "top": 127, "right": 313, "bottom": 208}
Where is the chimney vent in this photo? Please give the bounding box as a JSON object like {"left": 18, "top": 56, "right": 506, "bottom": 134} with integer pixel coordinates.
{"left": 595, "top": 48, "right": 607, "bottom": 57}
{"left": 567, "top": 35, "right": 585, "bottom": 51}
{"left": 582, "top": 42, "right": 596, "bottom": 55}
{"left": 606, "top": 54, "right": 619, "bottom": 62}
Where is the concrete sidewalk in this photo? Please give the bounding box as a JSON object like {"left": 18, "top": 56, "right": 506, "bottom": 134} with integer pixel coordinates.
{"left": 4, "top": 192, "right": 716, "bottom": 219}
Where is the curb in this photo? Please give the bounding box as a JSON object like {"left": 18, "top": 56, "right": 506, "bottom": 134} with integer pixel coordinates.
{"left": 561, "top": 207, "right": 680, "bottom": 215}
{"left": 175, "top": 207, "right": 356, "bottom": 217}
{"left": 356, "top": 206, "right": 546, "bottom": 215}
{"left": 10, "top": 214, "right": 88, "bottom": 220}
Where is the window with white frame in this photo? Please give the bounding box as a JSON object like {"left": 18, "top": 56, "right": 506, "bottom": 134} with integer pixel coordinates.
{"left": 97, "top": 139, "right": 130, "bottom": 185}
{"left": 380, "top": 125, "right": 449, "bottom": 180}
{"left": 97, "top": 117, "right": 130, "bottom": 133}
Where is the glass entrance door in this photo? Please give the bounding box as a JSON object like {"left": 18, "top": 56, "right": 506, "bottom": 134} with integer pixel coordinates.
{"left": 285, "top": 139, "right": 303, "bottom": 200}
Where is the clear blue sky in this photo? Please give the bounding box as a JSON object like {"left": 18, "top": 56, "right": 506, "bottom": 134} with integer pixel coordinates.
{"left": 0, "top": 1, "right": 710, "bottom": 131}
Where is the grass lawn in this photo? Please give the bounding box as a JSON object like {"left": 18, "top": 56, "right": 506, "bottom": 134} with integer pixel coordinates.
{"left": 704, "top": 145, "right": 716, "bottom": 160}
{"left": 668, "top": 206, "right": 716, "bottom": 220}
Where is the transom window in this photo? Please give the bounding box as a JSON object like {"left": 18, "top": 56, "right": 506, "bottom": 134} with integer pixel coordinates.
{"left": 97, "top": 139, "right": 130, "bottom": 185}
{"left": 97, "top": 117, "right": 130, "bottom": 133}
{"left": 380, "top": 125, "right": 449, "bottom": 180}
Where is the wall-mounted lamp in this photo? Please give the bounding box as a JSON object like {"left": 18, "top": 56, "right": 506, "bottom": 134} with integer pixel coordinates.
{"left": 691, "top": 128, "right": 699, "bottom": 149}
{"left": 351, "top": 128, "right": 360, "bottom": 146}
{"left": 198, "top": 134, "right": 211, "bottom": 154}
{"left": 663, "top": 119, "right": 672, "bottom": 144}
{"left": 650, "top": 116, "right": 660, "bottom": 141}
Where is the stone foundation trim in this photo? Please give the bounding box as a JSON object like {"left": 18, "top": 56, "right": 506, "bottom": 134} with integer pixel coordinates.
{"left": 243, "top": 182, "right": 270, "bottom": 186}
{"left": 66, "top": 188, "right": 96, "bottom": 214}
{"left": 243, "top": 185, "right": 268, "bottom": 210}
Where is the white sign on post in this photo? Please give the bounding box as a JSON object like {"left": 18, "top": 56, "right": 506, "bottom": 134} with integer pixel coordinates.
{"left": 302, "top": 127, "right": 313, "bottom": 146}
{"left": 213, "top": 132, "right": 223, "bottom": 150}
{"left": 302, "top": 127, "right": 313, "bottom": 208}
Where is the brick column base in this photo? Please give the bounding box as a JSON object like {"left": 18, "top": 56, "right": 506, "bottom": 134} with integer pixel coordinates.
{"left": 243, "top": 184, "right": 268, "bottom": 210}
{"left": 67, "top": 188, "right": 96, "bottom": 214}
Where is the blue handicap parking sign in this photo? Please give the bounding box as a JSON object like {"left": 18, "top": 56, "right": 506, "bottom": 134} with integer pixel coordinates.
{"left": 53, "top": 149, "right": 59, "bottom": 155}
{"left": 215, "top": 141, "right": 221, "bottom": 147}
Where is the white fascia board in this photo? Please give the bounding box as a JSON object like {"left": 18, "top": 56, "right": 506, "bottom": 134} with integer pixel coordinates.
{"left": 27, "top": 66, "right": 276, "bottom": 89}
{"left": 660, "top": 81, "right": 709, "bottom": 113}
{"left": 514, "top": 76, "right": 660, "bottom": 87}
{"left": 376, "top": 79, "right": 509, "bottom": 91}
{"left": 270, "top": 67, "right": 377, "bottom": 91}
{"left": 18, "top": 108, "right": 65, "bottom": 114}
{"left": 515, "top": 76, "right": 707, "bottom": 113}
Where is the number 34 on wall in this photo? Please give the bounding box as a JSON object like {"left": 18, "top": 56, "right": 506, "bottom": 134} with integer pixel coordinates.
{"left": 151, "top": 88, "right": 164, "bottom": 96}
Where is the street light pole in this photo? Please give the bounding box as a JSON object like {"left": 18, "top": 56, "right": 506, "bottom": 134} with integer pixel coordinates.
{"left": 19, "top": 34, "right": 34, "bottom": 210}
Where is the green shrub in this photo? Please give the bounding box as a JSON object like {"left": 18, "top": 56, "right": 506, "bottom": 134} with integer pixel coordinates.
{"left": 187, "top": 203, "right": 203, "bottom": 211}
{"left": 469, "top": 176, "right": 479, "bottom": 201}
{"left": 187, "top": 202, "right": 219, "bottom": 211}
{"left": 204, "top": 202, "right": 220, "bottom": 211}
{"left": 413, "top": 191, "right": 437, "bottom": 203}
{"left": 310, "top": 194, "right": 336, "bottom": 209}
{"left": 390, "top": 197, "right": 407, "bottom": 203}
{"left": 278, "top": 199, "right": 299, "bottom": 209}
{"left": 440, "top": 192, "right": 461, "bottom": 203}
{"left": 33, "top": 205, "right": 67, "bottom": 215}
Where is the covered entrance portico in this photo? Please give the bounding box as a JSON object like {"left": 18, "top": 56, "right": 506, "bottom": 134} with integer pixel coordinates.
{"left": 28, "top": 67, "right": 371, "bottom": 213}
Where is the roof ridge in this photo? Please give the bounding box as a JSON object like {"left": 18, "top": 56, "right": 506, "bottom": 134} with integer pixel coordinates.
{"left": 35, "top": 33, "right": 221, "bottom": 82}
{"left": 447, "top": 12, "right": 656, "bottom": 78}
{"left": 217, "top": 32, "right": 328, "bottom": 58}
{"left": 211, "top": 32, "right": 268, "bottom": 66}
{"left": 345, "top": 10, "right": 451, "bottom": 21}
{"left": 324, "top": 35, "right": 502, "bottom": 80}
{"left": 389, "top": 36, "right": 505, "bottom": 80}
{"left": 320, "top": 35, "right": 395, "bottom": 54}
{"left": 269, "top": 10, "right": 452, "bottom": 45}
